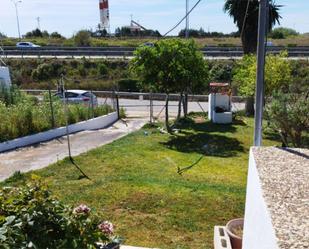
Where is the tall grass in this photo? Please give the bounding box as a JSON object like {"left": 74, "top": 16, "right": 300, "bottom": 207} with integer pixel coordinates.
{"left": 0, "top": 86, "right": 113, "bottom": 142}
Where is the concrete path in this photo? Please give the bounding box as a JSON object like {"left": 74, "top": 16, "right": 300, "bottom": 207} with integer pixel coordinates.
{"left": 0, "top": 118, "right": 146, "bottom": 181}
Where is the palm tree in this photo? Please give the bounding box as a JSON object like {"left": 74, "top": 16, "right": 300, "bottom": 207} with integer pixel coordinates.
{"left": 224, "top": 0, "right": 281, "bottom": 54}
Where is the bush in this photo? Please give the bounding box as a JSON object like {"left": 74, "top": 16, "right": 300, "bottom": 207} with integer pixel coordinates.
{"left": 118, "top": 79, "right": 139, "bottom": 92}
{"left": 265, "top": 89, "right": 309, "bottom": 148}
{"left": 270, "top": 27, "right": 299, "bottom": 39}
{"left": 0, "top": 179, "right": 119, "bottom": 248}
{"left": 74, "top": 30, "right": 91, "bottom": 47}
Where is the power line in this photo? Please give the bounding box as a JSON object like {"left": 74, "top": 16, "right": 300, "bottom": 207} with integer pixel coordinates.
{"left": 240, "top": 0, "right": 252, "bottom": 39}
{"left": 163, "top": 0, "right": 203, "bottom": 37}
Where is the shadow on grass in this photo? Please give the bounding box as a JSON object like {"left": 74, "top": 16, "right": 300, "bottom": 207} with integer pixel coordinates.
{"left": 162, "top": 132, "right": 244, "bottom": 157}
{"left": 175, "top": 118, "right": 238, "bottom": 134}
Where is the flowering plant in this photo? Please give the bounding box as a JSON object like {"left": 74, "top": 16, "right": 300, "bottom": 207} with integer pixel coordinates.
{"left": 0, "top": 178, "right": 120, "bottom": 249}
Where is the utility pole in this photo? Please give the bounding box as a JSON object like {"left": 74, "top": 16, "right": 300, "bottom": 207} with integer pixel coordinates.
{"left": 185, "top": 0, "right": 189, "bottom": 38}
{"left": 11, "top": 0, "right": 22, "bottom": 40}
{"left": 254, "top": 0, "right": 267, "bottom": 146}
{"left": 36, "top": 17, "right": 41, "bottom": 30}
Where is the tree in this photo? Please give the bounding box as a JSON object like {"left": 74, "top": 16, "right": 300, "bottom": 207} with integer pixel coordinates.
{"left": 50, "top": 32, "right": 63, "bottom": 39}
{"left": 130, "top": 39, "right": 208, "bottom": 131}
{"left": 270, "top": 27, "right": 299, "bottom": 39}
{"left": 74, "top": 30, "right": 91, "bottom": 47}
{"left": 232, "top": 52, "right": 291, "bottom": 115}
{"left": 0, "top": 32, "right": 7, "bottom": 38}
{"left": 224, "top": 0, "right": 281, "bottom": 54}
{"left": 25, "top": 28, "right": 44, "bottom": 38}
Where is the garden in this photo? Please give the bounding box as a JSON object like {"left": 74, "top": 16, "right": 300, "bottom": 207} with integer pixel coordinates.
{"left": 1, "top": 114, "right": 280, "bottom": 248}
{"left": 0, "top": 38, "right": 308, "bottom": 249}
{"left": 0, "top": 86, "right": 113, "bottom": 142}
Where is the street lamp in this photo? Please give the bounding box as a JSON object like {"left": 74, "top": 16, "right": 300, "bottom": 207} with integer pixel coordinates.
{"left": 11, "top": 0, "right": 22, "bottom": 40}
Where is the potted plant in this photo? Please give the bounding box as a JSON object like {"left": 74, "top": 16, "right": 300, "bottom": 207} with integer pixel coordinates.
{"left": 226, "top": 218, "right": 244, "bottom": 249}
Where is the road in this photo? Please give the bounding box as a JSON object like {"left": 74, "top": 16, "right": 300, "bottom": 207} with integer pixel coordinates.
{"left": 111, "top": 98, "right": 245, "bottom": 118}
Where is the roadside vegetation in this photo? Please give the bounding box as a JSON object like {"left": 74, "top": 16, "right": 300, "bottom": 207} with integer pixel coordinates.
{"left": 1, "top": 114, "right": 280, "bottom": 249}
{"left": 0, "top": 86, "right": 113, "bottom": 142}
{"left": 1, "top": 33, "right": 309, "bottom": 48}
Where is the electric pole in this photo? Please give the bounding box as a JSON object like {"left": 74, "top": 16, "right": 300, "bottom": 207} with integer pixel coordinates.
{"left": 254, "top": 0, "right": 267, "bottom": 146}
{"left": 36, "top": 17, "right": 41, "bottom": 30}
{"left": 185, "top": 0, "right": 189, "bottom": 38}
{"left": 11, "top": 0, "right": 22, "bottom": 40}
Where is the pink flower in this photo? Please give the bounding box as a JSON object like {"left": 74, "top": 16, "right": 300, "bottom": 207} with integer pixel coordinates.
{"left": 98, "top": 221, "right": 114, "bottom": 235}
{"left": 73, "top": 204, "right": 91, "bottom": 215}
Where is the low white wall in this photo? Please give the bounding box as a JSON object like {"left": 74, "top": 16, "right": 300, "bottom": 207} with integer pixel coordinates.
{"left": 242, "top": 149, "right": 279, "bottom": 249}
{"left": 0, "top": 112, "right": 118, "bottom": 153}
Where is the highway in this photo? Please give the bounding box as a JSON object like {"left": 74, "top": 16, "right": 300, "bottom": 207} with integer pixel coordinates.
{"left": 2, "top": 46, "right": 309, "bottom": 59}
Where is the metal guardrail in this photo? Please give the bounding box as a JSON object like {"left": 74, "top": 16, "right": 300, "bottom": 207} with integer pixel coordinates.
{"left": 2, "top": 46, "right": 309, "bottom": 58}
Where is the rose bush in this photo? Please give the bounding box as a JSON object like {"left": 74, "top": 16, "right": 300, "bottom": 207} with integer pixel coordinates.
{"left": 0, "top": 178, "right": 120, "bottom": 249}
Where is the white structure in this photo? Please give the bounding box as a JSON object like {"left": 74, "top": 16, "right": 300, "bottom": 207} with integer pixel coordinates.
{"left": 0, "top": 112, "right": 118, "bottom": 153}
{"left": 99, "top": 0, "right": 110, "bottom": 31}
{"left": 0, "top": 66, "right": 12, "bottom": 87}
{"left": 208, "top": 93, "right": 232, "bottom": 124}
{"left": 243, "top": 147, "right": 309, "bottom": 249}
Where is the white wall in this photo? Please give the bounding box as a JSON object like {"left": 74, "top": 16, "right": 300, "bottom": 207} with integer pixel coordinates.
{"left": 208, "top": 93, "right": 232, "bottom": 123}
{"left": 242, "top": 149, "right": 279, "bottom": 249}
{"left": 0, "top": 67, "right": 12, "bottom": 87}
{"left": 0, "top": 112, "right": 118, "bottom": 153}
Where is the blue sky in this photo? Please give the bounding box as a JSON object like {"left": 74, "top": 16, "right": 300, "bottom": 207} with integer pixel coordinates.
{"left": 1, "top": 0, "right": 309, "bottom": 38}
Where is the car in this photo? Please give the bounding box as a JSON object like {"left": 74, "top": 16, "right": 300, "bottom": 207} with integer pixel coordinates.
{"left": 16, "top": 42, "right": 41, "bottom": 48}
{"left": 55, "top": 90, "right": 98, "bottom": 106}
{"left": 142, "top": 42, "right": 155, "bottom": 47}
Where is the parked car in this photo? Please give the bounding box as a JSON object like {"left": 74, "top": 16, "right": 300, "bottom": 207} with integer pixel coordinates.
{"left": 16, "top": 42, "right": 41, "bottom": 48}
{"left": 142, "top": 42, "right": 155, "bottom": 47}
{"left": 55, "top": 90, "right": 98, "bottom": 106}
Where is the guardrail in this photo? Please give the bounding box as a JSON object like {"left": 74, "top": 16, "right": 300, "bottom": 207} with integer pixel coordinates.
{"left": 3, "top": 50, "right": 309, "bottom": 58}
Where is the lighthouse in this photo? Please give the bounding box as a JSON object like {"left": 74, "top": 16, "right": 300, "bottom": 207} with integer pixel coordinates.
{"left": 99, "top": 0, "right": 110, "bottom": 32}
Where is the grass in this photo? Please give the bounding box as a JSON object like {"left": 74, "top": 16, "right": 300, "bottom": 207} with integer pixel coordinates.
{"left": 2, "top": 115, "right": 279, "bottom": 249}
{"left": 2, "top": 35, "right": 309, "bottom": 47}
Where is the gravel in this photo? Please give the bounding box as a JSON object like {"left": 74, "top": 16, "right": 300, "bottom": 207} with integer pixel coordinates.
{"left": 252, "top": 147, "right": 309, "bottom": 249}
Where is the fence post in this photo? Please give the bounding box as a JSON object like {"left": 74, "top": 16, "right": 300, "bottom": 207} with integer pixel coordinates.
{"left": 116, "top": 92, "right": 120, "bottom": 119}
{"left": 150, "top": 92, "right": 153, "bottom": 123}
{"left": 90, "top": 90, "right": 94, "bottom": 119}
{"left": 48, "top": 88, "right": 55, "bottom": 128}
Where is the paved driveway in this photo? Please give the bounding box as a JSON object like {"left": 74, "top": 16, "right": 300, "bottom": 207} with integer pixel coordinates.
{"left": 0, "top": 118, "right": 146, "bottom": 181}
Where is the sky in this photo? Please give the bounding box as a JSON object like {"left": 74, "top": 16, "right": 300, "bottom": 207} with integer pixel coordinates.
{"left": 1, "top": 0, "right": 309, "bottom": 38}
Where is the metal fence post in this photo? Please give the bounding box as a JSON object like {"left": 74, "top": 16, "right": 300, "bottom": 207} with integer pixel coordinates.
{"left": 116, "top": 92, "right": 120, "bottom": 119}
{"left": 48, "top": 88, "right": 55, "bottom": 128}
{"left": 90, "top": 90, "right": 94, "bottom": 119}
{"left": 150, "top": 92, "right": 153, "bottom": 123}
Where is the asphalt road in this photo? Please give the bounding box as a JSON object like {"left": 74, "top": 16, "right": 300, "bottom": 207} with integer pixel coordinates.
{"left": 105, "top": 98, "right": 245, "bottom": 118}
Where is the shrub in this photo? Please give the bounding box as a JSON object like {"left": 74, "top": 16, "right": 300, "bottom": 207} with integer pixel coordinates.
{"left": 0, "top": 179, "right": 119, "bottom": 248}
{"left": 98, "top": 63, "right": 108, "bottom": 76}
{"left": 74, "top": 30, "right": 91, "bottom": 47}
{"left": 0, "top": 87, "right": 114, "bottom": 142}
{"left": 118, "top": 79, "right": 139, "bottom": 92}
{"left": 265, "top": 89, "right": 309, "bottom": 148}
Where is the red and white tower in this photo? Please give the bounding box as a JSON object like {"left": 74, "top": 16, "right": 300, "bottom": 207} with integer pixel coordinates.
{"left": 99, "top": 0, "right": 110, "bottom": 32}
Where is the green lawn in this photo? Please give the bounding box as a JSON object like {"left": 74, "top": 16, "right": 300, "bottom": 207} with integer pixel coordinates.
{"left": 3, "top": 115, "right": 279, "bottom": 249}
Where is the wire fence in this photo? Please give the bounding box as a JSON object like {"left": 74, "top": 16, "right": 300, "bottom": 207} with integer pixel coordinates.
{"left": 22, "top": 90, "right": 246, "bottom": 123}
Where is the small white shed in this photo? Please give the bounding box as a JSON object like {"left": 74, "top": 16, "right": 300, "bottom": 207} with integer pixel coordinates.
{"left": 0, "top": 66, "right": 12, "bottom": 87}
